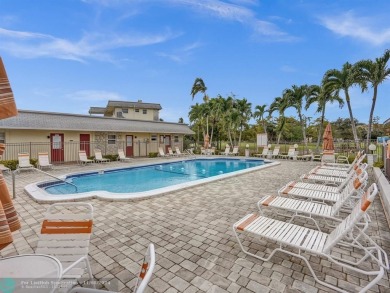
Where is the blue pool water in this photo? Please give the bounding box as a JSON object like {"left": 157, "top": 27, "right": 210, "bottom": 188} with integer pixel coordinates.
{"left": 42, "top": 158, "right": 266, "bottom": 195}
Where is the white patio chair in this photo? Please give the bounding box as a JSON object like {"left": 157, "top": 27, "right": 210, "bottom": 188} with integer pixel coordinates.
{"left": 78, "top": 150, "right": 94, "bottom": 165}
{"left": 168, "top": 147, "right": 177, "bottom": 157}
{"left": 220, "top": 145, "right": 231, "bottom": 156}
{"left": 260, "top": 172, "right": 369, "bottom": 230}
{"left": 281, "top": 168, "right": 360, "bottom": 195}
{"left": 322, "top": 150, "right": 365, "bottom": 169}
{"left": 117, "top": 149, "right": 133, "bottom": 162}
{"left": 68, "top": 243, "right": 155, "bottom": 293}
{"left": 229, "top": 146, "right": 239, "bottom": 156}
{"left": 300, "top": 164, "right": 367, "bottom": 185}
{"left": 320, "top": 153, "right": 366, "bottom": 172}
{"left": 175, "top": 146, "right": 186, "bottom": 156}
{"left": 17, "top": 153, "right": 34, "bottom": 171}
{"left": 255, "top": 146, "right": 268, "bottom": 158}
{"left": 94, "top": 149, "right": 110, "bottom": 163}
{"left": 278, "top": 146, "right": 296, "bottom": 160}
{"left": 233, "top": 183, "right": 389, "bottom": 293}
{"left": 37, "top": 152, "right": 53, "bottom": 170}
{"left": 158, "top": 147, "right": 170, "bottom": 158}
{"left": 307, "top": 162, "right": 368, "bottom": 178}
{"left": 36, "top": 203, "right": 94, "bottom": 288}
{"left": 278, "top": 171, "right": 367, "bottom": 204}
{"left": 271, "top": 146, "right": 280, "bottom": 159}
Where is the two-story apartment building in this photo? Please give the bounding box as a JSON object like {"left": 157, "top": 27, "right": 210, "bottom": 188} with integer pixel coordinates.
{"left": 0, "top": 100, "right": 194, "bottom": 162}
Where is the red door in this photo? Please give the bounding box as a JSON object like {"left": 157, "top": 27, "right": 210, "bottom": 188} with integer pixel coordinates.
{"left": 80, "top": 134, "right": 90, "bottom": 156}
{"left": 126, "top": 135, "right": 133, "bottom": 157}
{"left": 50, "top": 133, "right": 64, "bottom": 163}
{"left": 164, "top": 135, "right": 171, "bottom": 153}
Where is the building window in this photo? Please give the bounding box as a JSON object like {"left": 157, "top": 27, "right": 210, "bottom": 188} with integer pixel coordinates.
{"left": 143, "top": 109, "right": 147, "bottom": 114}
{"left": 151, "top": 134, "right": 157, "bottom": 141}
{"left": 174, "top": 135, "right": 179, "bottom": 143}
{"left": 0, "top": 132, "right": 5, "bottom": 143}
{"left": 122, "top": 108, "right": 128, "bottom": 113}
{"left": 116, "top": 112, "right": 124, "bottom": 118}
{"left": 135, "top": 109, "right": 139, "bottom": 113}
{"left": 108, "top": 134, "right": 116, "bottom": 144}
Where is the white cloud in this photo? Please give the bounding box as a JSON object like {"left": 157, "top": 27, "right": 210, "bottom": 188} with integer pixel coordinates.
{"left": 157, "top": 41, "right": 203, "bottom": 63}
{"left": 0, "top": 27, "right": 179, "bottom": 62}
{"left": 319, "top": 11, "right": 390, "bottom": 46}
{"left": 280, "top": 65, "right": 297, "bottom": 73}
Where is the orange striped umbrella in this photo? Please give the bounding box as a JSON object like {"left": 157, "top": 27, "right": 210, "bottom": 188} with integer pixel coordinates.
{"left": 322, "top": 123, "right": 335, "bottom": 153}
{"left": 0, "top": 57, "right": 20, "bottom": 250}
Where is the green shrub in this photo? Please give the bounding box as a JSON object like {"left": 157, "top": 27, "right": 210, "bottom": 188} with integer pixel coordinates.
{"left": 148, "top": 152, "right": 158, "bottom": 158}
{"left": 373, "top": 161, "right": 384, "bottom": 168}
{"left": 0, "top": 160, "right": 18, "bottom": 170}
{"left": 104, "top": 154, "right": 119, "bottom": 161}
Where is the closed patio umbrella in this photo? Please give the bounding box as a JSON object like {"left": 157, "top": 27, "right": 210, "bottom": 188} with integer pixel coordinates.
{"left": 322, "top": 123, "right": 335, "bottom": 153}
{"left": 0, "top": 57, "right": 21, "bottom": 250}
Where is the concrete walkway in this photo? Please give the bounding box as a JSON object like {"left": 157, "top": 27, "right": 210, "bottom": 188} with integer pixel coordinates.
{"left": 1, "top": 159, "right": 389, "bottom": 293}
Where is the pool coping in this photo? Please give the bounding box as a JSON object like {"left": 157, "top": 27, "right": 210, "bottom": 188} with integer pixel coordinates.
{"left": 24, "top": 157, "right": 280, "bottom": 202}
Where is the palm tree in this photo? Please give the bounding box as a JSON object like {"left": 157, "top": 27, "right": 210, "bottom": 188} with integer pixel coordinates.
{"left": 305, "top": 84, "right": 344, "bottom": 150}
{"left": 235, "top": 98, "right": 252, "bottom": 146}
{"left": 268, "top": 96, "right": 288, "bottom": 144}
{"left": 283, "top": 85, "right": 310, "bottom": 148}
{"left": 323, "top": 63, "right": 364, "bottom": 150}
{"left": 191, "top": 78, "right": 209, "bottom": 137}
{"left": 355, "top": 50, "right": 390, "bottom": 148}
{"left": 189, "top": 103, "right": 206, "bottom": 146}
{"left": 253, "top": 104, "right": 268, "bottom": 134}
{"left": 207, "top": 96, "right": 225, "bottom": 145}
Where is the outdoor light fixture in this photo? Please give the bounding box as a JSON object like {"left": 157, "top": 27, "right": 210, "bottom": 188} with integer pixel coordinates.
{"left": 268, "top": 144, "right": 272, "bottom": 148}
{"left": 246, "top": 144, "right": 249, "bottom": 149}
{"left": 369, "top": 144, "right": 376, "bottom": 152}
{"left": 293, "top": 144, "right": 298, "bottom": 148}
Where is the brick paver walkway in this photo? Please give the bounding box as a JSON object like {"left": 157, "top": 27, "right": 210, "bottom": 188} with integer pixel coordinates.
{"left": 1, "top": 158, "right": 389, "bottom": 293}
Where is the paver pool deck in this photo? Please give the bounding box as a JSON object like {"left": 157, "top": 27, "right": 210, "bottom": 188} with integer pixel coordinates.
{"left": 1, "top": 158, "right": 390, "bottom": 293}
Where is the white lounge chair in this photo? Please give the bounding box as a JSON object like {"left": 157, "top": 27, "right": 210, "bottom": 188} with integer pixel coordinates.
{"left": 277, "top": 170, "right": 368, "bottom": 205}
{"left": 37, "top": 152, "right": 53, "bottom": 170}
{"left": 233, "top": 183, "right": 389, "bottom": 293}
{"left": 229, "top": 146, "right": 239, "bottom": 156}
{"left": 255, "top": 147, "right": 269, "bottom": 158}
{"left": 319, "top": 153, "right": 366, "bottom": 172}
{"left": 36, "top": 203, "right": 94, "bottom": 288}
{"left": 78, "top": 150, "right": 94, "bottom": 165}
{"left": 322, "top": 150, "right": 365, "bottom": 169}
{"left": 300, "top": 164, "right": 367, "bottom": 185}
{"left": 281, "top": 168, "right": 360, "bottom": 195}
{"left": 94, "top": 149, "right": 110, "bottom": 163}
{"left": 68, "top": 243, "right": 155, "bottom": 293}
{"left": 279, "top": 146, "right": 296, "bottom": 160}
{"left": 175, "top": 146, "right": 187, "bottom": 156}
{"left": 307, "top": 162, "right": 368, "bottom": 178}
{"left": 158, "top": 146, "right": 170, "bottom": 158}
{"left": 220, "top": 146, "right": 231, "bottom": 156}
{"left": 258, "top": 173, "right": 369, "bottom": 232}
{"left": 168, "top": 147, "right": 177, "bottom": 157}
{"left": 17, "top": 153, "right": 34, "bottom": 171}
{"left": 117, "top": 149, "right": 133, "bottom": 162}
{"left": 185, "top": 148, "right": 196, "bottom": 156}
{"left": 271, "top": 146, "right": 280, "bottom": 159}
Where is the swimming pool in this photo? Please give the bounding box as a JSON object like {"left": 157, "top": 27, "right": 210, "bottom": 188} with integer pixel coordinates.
{"left": 25, "top": 158, "right": 279, "bottom": 202}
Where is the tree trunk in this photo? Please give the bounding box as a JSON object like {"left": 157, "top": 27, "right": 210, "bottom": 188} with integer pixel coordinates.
{"left": 345, "top": 90, "right": 360, "bottom": 150}
{"left": 277, "top": 132, "right": 282, "bottom": 144}
{"left": 299, "top": 112, "right": 307, "bottom": 149}
{"left": 366, "top": 86, "right": 378, "bottom": 150}
{"left": 316, "top": 108, "right": 326, "bottom": 151}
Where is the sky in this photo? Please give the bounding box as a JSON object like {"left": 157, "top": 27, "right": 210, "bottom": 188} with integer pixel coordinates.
{"left": 0, "top": 0, "right": 389, "bottom": 125}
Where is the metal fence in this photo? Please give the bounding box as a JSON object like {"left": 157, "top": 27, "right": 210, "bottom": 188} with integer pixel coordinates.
{"left": 0, "top": 140, "right": 182, "bottom": 163}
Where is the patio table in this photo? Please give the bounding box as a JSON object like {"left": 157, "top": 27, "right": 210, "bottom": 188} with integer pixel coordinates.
{"left": 0, "top": 254, "right": 62, "bottom": 293}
